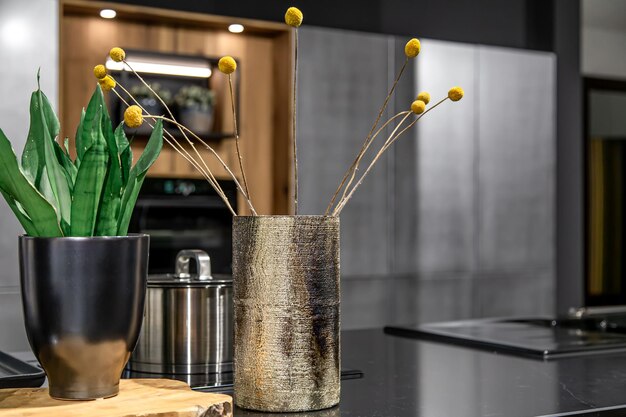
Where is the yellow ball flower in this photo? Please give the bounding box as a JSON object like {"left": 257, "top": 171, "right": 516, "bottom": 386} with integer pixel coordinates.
{"left": 417, "top": 91, "right": 430, "bottom": 105}
{"left": 124, "top": 105, "right": 143, "bottom": 128}
{"left": 98, "top": 75, "right": 116, "bottom": 91}
{"left": 218, "top": 56, "right": 237, "bottom": 74}
{"left": 285, "top": 7, "right": 303, "bottom": 27}
{"left": 93, "top": 64, "right": 107, "bottom": 80}
{"left": 109, "top": 47, "right": 126, "bottom": 62}
{"left": 411, "top": 100, "right": 426, "bottom": 114}
{"left": 405, "top": 38, "right": 421, "bottom": 58}
{"left": 448, "top": 86, "right": 464, "bottom": 102}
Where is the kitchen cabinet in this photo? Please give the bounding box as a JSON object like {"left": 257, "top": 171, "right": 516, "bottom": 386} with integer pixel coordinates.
{"left": 477, "top": 46, "right": 556, "bottom": 274}
{"left": 60, "top": 0, "right": 293, "bottom": 215}
{"left": 297, "top": 28, "right": 557, "bottom": 326}
{"left": 394, "top": 39, "right": 478, "bottom": 274}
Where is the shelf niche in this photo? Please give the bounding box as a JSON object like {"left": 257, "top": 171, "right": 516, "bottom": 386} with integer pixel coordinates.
{"left": 59, "top": 0, "right": 294, "bottom": 215}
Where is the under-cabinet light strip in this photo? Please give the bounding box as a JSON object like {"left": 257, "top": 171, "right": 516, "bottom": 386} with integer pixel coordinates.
{"left": 105, "top": 58, "right": 212, "bottom": 78}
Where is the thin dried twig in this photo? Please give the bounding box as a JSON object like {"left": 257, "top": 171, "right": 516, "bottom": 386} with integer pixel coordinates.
{"left": 112, "top": 87, "right": 237, "bottom": 216}
{"left": 147, "top": 115, "right": 258, "bottom": 215}
{"left": 325, "top": 57, "right": 409, "bottom": 215}
{"left": 121, "top": 62, "right": 256, "bottom": 214}
{"left": 333, "top": 112, "right": 412, "bottom": 215}
{"left": 229, "top": 74, "right": 251, "bottom": 204}
{"left": 293, "top": 29, "right": 299, "bottom": 214}
{"left": 333, "top": 97, "right": 450, "bottom": 216}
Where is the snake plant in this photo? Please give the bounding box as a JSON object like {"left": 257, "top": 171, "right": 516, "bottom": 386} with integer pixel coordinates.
{"left": 0, "top": 74, "right": 163, "bottom": 237}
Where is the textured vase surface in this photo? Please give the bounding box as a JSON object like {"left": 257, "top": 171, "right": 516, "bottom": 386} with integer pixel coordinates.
{"left": 19, "top": 234, "right": 149, "bottom": 400}
{"left": 233, "top": 215, "right": 340, "bottom": 412}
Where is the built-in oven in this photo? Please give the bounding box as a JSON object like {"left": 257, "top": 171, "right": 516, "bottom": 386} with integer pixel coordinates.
{"left": 129, "top": 178, "right": 236, "bottom": 275}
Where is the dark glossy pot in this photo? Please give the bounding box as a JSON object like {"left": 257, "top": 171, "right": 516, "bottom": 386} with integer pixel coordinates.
{"left": 19, "top": 234, "right": 150, "bottom": 400}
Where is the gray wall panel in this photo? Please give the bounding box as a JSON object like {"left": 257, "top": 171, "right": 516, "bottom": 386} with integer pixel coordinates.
{"left": 298, "top": 27, "right": 392, "bottom": 276}
{"left": 412, "top": 40, "right": 478, "bottom": 274}
{"left": 298, "top": 29, "right": 557, "bottom": 328}
{"left": 0, "top": 0, "right": 58, "bottom": 352}
{"left": 472, "top": 271, "right": 555, "bottom": 317}
{"left": 0, "top": 291, "right": 29, "bottom": 351}
{"left": 0, "top": 0, "right": 58, "bottom": 289}
{"left": 477, "top": 47, "right": 556, "bottom": 272}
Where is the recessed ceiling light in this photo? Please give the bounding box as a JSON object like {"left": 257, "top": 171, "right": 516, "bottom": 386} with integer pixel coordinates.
{"left": 228, "top": 24, "right": 244, "bottom": 33}
{"left": 100, "top": 9, "right": 117, "bottom": 19}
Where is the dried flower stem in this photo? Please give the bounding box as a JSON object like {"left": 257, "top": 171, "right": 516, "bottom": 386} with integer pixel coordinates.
{"left": 333, "top": 97, "right": 450, "bottom": 216}
{"left": 119, "top": 65, "right": 228, "bottom": 199}
{"left": 229, "top": 74, "right": 251, "bottom": 204}
{"left": 112, "top": 87, "right": 237, "bottom": 215}
{"left": 379, "top": 97, "right": 448, "bottom": 155}
{"left": 333, "top": 111, "right": 412, "bottom": 216}
{"left": 325, "top": 57, "right": 409, "bottom": 215}
{"left": 122, "top": 61, "right": 257, "bottom": 215}
{"left": 114, "top": 83, "right": 224, "bottom": 198}
{"left": 147, "top": 115, "right": 258, "bottom": 215}
{"left": 293, "top": 29, "right": 299, "bottom": 214}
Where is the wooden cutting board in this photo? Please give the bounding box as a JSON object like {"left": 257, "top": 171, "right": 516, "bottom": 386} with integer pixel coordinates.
{"left": 0, "top": 378, "right": 232, "bottom": 417}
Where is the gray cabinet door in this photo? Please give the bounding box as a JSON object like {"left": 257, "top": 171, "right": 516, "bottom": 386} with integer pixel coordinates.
{"left": 394, "top": 39, "right": 478, "bottom": 275}
{"left": 297, "top": 27, "right": 393, "bottom": 276}
{"left": 477, "top": 46, "right": 556, "bottom": 273}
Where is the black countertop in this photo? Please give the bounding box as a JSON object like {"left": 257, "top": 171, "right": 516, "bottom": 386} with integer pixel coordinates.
{"left": 231, "top": 328, "right": 626, "bottom": 417}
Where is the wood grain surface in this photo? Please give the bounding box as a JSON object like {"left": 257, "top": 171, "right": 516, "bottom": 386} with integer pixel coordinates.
{"left": 0, "top": 378, "right": 232, "bottom": 417}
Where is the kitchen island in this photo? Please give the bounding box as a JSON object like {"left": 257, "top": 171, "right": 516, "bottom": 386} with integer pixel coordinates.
{"left": 233, "top": 328, "right": 626, "bottom": 417}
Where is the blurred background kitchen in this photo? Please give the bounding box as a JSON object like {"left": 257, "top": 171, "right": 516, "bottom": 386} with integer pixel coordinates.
{"left": 0, "top": 0, "right": 622, "bottom": 352}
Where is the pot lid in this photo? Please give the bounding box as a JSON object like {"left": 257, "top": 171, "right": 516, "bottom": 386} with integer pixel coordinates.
{"left": 147, "top": 249, "right": 232, "bottom": 287}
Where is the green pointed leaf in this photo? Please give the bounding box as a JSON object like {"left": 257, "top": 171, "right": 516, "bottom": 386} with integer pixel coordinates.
{"left": 0, "top": 128, "right": 62, "bottom": 237}
{"left": 115, "top": 123, "right": 132, "bottom": 186}
{"left": 63, "top": 137, "right": 71, "bottom": 156}
{"left": 22, "top": 94, "right": 46, "bottom": 185}
{"left": 94, "top": 95, "right": 123, "bottom": 236}
{"left": 71, "top": 136, "right": 108, "bottom": 237}
{"left": 75, "top": 108, "right": 85, "bottom": 165}
{"left": 35, "top": 89, "right": 72, "bottom": 226}
{"left": 53, "top": 141, "right": 77, "bottom": 188}
{"left": 78, "top": 85, "right": 105, "bottom": 161}
{"left": 132, "top": 119, "right": 163, "bottom": 176}
{"left": 117, "top": 120, "right": 163, "bottom": 235}
{"left": 95, "top": 169, "right": 121, "bottom": 236}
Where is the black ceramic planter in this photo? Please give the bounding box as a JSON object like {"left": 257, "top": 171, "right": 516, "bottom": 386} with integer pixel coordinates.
{"left": 18, "top": 234, "right": 149, "bottom": 400}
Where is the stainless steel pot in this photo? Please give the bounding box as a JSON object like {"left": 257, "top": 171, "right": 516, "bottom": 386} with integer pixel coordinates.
{"left": 128, "top": 250, "right": 233, "bottom": 374}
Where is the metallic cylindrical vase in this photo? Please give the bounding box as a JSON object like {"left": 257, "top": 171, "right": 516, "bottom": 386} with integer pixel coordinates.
{"left": 233, "top": 215, "right": 340, "bottom": 412}
{"left": 19, "top": 234, "right": 149, "bottom": 400}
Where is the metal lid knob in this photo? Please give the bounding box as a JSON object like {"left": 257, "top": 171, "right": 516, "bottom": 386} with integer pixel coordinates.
{"left": 175, "top": 249, "right": 212, "bottom": 281}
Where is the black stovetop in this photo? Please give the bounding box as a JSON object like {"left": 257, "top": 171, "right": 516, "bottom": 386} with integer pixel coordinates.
{"left": 385, "top": 315, "right": 626, "bottom": 359}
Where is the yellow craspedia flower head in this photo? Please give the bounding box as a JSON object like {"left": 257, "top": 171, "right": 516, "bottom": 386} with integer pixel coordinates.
{"left": 93, "top": 64, "right": 107, "bottom": 80}
{"left": 285, "top": 7, "right": 303, "bottom": 27}
{"left": 411, "top": 100, "right": 426, "bottom": 115}
{"left": 417, "top": 91, "right": 430, "bottom": 105}
{"left": 109, "top": 47, "right": 126, "bottom": 62}
{"left": 124, "top": 105, "right": 143, "bottom": 128}
{"left": 448, "top": 86, "right": 464, "bottom": 102}
{"left": 98, "top": 75, "right": 116, "bottom": 91}
{"left": 218, "top": 56, "right": 237, "bottom": 74}
{"left": 404, "top": 38, "right": 421, "bottom": 58}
